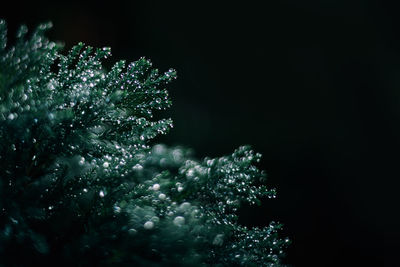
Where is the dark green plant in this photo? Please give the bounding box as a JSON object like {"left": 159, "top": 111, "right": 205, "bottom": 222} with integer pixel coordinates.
{"left": 0, "top": 20, "right": 290, "bottom": 266}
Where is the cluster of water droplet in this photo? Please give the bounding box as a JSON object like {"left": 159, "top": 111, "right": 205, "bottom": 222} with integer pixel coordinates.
{"left": 0, "top": 21, "right": 177, "bottom": 260}
{"left": 100, "top": 144, "right": 289, "bottom": 265}
{"left": 0, "top": 20, "right": 288, "bottom": 266}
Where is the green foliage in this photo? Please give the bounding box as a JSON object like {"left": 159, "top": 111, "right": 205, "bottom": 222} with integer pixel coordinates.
{"left": 0, "top": 20, "right": 289, "bottom": 266}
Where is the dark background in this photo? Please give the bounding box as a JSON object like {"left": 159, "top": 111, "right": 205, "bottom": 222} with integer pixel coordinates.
{"left": 1, "top": 1, "right": 396, "bottom": 266}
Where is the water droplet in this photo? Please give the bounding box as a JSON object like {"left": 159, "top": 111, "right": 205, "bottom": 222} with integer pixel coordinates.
{"left": 173, "top": 216, "right": 185, "bottom": 226}
{"left": 79, "top": 157, "right": 85, "bottom": 165}
{"left": 152, "top": 184, "right": 160, "bottom": 191}
{"left": 103, "top": 162, "right": 109, "bottom": 168}
{"left": 128, "top": 228, "right": 137, "bottom": 235}
{"left": 158, "top": 193, "right": 166, "bottom": 200}
{"left": 143, "top": 221, "right": 154, "bottom": 230}
{"left": 83, "top": 188, "right": 88, "bottom": 193}
{"left": 151, "top": 216, "right": 160, "bottom": 223}
{"left": 48, "top": 206, "right": 53, "bottom": 210}
{"left": 179, "top": 202, "right": 191, "bottom": 211}
{"left": 186, "top": 169, "right": 195, "bottom": 178}
{"left": 7, "top": 114, "right": 15, "bottom": 120}
{"left": 133, "top": 164, "right": 143, "bottom": 171}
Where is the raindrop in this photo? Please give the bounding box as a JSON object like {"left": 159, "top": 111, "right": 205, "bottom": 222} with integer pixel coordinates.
{"left": 103, "top": 162, "right": 109, "bottom": 168}
{"left": 133, "top": 164, "right": 143, "bottom": 171}
{"left": 128, "top": 228, "right": 137, "bottom": 235}
{"left": 143, "top": 221, "right": 154, "bottom": 230}
{"left": 173, "top": 216, "right": 185, "bottom": 227}
{"left": 179, "top": 202, "right": 191, "bottom": 211}
{"left": 152, "top": 184, "right": 160, "bottom": 191}
{"left": 151, "top": 216, "right": 160, "bottom": 223}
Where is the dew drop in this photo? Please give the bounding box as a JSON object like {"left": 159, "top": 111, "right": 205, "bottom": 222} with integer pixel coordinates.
{"left": 143, "top": 221, "right": 154, "bottom": 230}
{"left": 173, "top": 216, "right": 185, "bottom": 227}
{"left": 179, "top": 202, "right": 191, "bottom": 211}
{"left": 151, "top": 216, "right": 160, "bottom": 223}
{"left": 128, "top": 228, "right": 137, "bottom": 235}
{"left": 133, "top": 164, "right": 143, "bottom": 171}
{"left": 152, "top": 183, "right": 160, "bottom": 191}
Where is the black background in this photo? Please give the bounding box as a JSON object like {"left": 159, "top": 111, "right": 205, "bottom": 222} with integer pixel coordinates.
{"left": 1, "top": 1, "right": 396, "bottom": 266}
